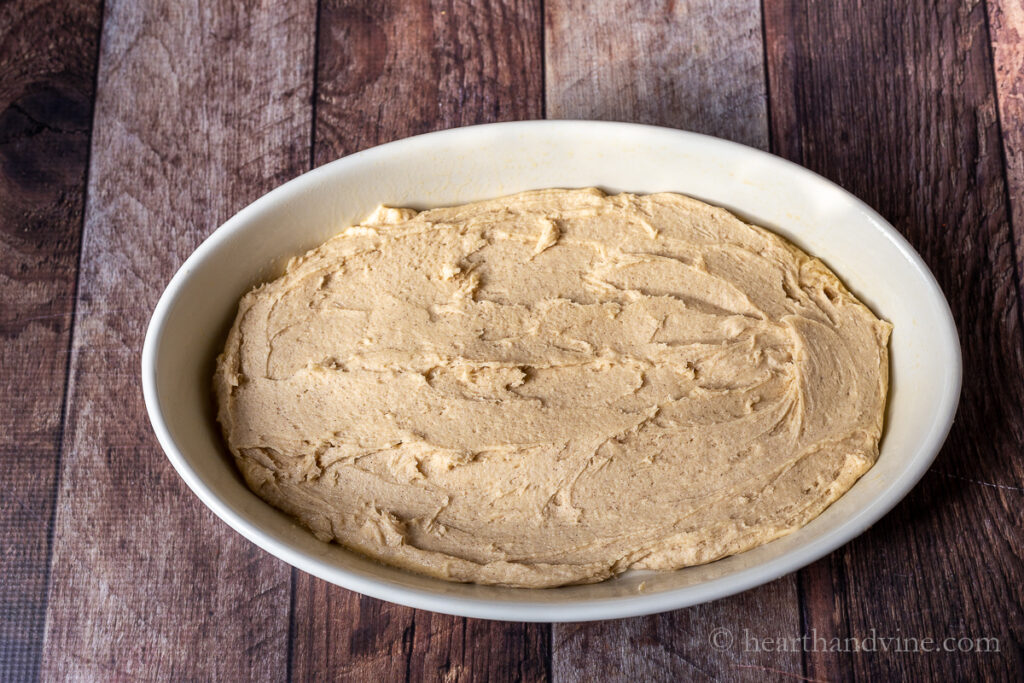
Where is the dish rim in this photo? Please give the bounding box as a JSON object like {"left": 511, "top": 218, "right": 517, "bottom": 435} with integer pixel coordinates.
{"left": 141, "top": 120, "right": 962, "bottom": 622}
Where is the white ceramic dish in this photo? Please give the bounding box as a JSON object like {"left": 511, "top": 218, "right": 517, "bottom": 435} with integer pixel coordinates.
{"left": 142, "top": 121, "right": 960, "bottom": 622}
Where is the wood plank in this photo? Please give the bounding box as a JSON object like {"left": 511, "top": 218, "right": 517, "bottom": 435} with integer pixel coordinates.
{"left": 546, "top": 2, "right": 804, "bottom": 681}
{"left": 290, "top": 584, "right": 551, "bottom": 682}
{"left": 988, "top": 0, "right": 1024, "bottom": 302}
{"left": 38, "top": 0, "right": 317, "bottom": 679}
{"left": 765, "top": 0, "right": 1024, "bottom": 679}
{"left": 290, "top": 1, "right": 548, "bottom": 680}
{"left": 406, "top": 613, "right": 551, "bottom": 682}
{"left": 311, "top": 0, "right": 543, "bottom": 167}
{"left": 554, "top": 578, "right": 800, "bottom": 682}
{"left": 546, "top": 0, "right": 769, "bottom": 149}
{"left": 0, "top": 0, "right": 102, "bottom": 679}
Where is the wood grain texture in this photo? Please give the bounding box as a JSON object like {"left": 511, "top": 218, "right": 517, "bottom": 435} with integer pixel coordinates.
{"left": 291, "top": 1, "right": 548, "bottom": 680}
{"left": 38, "top": 0, "right": 316, "bottom": 678}
{"left": 988, "top": 0, "right": 1024, "bottom": 303}
{"left": 0, "top": 0, "right": 101, "bottom": 680}
{"left": 546, "top": 2, "right": 802, "bottom": 681}
{"left": 3, "top": 0, "right": 1019, "bottom": 679}
{"left": 291, "top": 582, "right": 551, "bottom": 682}
{"left": 553, "top": 578, "right": 801, "bottom": 683}
{"left": 311, "top": 0, "right": 543, "bottom": 168}
{"left": 765, "top": 0, "right": 1024, "bottom": 679}
{"left": 545, "top": 0, "right": 769, "bottom": 149}
{"left": 406, "top": 612, "right": 551, "bottom": 682}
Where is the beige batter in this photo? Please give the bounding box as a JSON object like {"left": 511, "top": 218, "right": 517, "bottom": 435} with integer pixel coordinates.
{"left": 214, "top": 188, "right": 891, "bottom": 588}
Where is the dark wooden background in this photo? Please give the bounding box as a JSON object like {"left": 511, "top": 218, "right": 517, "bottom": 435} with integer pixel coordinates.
{"left": 2, "top": 0, "right": 1022, "bottom": 680}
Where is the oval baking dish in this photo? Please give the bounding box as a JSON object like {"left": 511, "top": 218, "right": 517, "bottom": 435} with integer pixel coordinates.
{"left": 142, "top": 121, "right": 960, "bottom": 622}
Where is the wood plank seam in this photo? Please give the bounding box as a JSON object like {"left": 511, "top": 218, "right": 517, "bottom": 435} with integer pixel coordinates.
{"left": 38, "top": 0, "right": 106, "bottom": 667}
{"left": 540, "top": 0, "right": 546, "bottom": 119}
{"left": 760, "top": 0, "right": 774, "bottom": 153}
{"left": 982, "top": 0, "right": 1024, "bottom": 349}
{"left": 0, "top": 0, "right": 105, "bottom": 678}
{"left": 287, "top": 0, "right": 325, "bottom": 676}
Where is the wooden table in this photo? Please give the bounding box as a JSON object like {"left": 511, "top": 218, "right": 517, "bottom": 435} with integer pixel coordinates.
{"left": 3, "top": 0, "right": 1022, "bottom": 680}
